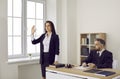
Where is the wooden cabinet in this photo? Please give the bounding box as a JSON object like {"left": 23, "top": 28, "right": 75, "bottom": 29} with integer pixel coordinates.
{"left": 80, "top": 33, "right": 106, "bottom": 64}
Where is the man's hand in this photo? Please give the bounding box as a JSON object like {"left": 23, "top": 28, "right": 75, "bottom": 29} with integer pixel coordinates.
{"left": 82, "top": 62, "right": 87, "bottom": 67}
{"left": 88, "top": 63, "right": 96, "bottom": 69}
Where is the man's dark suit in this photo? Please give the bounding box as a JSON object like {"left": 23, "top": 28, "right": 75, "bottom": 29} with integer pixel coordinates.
{"left": 83, "top": 50, "right": 113, "bottom": 68}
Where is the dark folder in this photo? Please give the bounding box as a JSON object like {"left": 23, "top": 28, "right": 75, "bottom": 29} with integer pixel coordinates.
{"left": 96, "top": 71, "right": 116, "bottom": 76}
{"left": 84, "top": 69, "right": 116, "bottom": 76}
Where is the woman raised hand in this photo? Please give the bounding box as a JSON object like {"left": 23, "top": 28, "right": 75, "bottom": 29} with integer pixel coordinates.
{"left": 31, "top": 25, "right": 36, "bottom": 35}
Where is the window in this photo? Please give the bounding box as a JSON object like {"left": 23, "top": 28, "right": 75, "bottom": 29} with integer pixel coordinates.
{"left": 8, "top": 0, "right": 45, "bottom": 58}
{"left": 8, "top": 0, "right": 22, "bottom": 56}
{"left": 27, "top": 1, "right": 44, "bottom": 54}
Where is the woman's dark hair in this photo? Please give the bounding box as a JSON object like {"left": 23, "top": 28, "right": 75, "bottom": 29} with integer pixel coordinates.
{"left": 95, "top": 38, "right": 105, "bottom": 46}
{"left": 44, "top": 20, "right": 56, "bottom": 34}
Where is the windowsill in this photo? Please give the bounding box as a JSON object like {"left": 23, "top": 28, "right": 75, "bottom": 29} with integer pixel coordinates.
{"left": 7, "top": 56, "right": 40, "bottom": 65}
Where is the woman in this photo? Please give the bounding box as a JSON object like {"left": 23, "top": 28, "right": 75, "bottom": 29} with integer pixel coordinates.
{"left": 31, "top": 21, "right": 60, "bottom": 79}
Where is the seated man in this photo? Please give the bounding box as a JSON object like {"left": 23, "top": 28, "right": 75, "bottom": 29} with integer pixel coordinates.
{"left": 82, "top": 38, "right": 113, "bottom": 68}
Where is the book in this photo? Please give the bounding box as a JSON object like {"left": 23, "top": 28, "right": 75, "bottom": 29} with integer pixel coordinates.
{"left": 81, "top": 47, "right": 89, "bottom": 56}
{"left": 81, "top": 38, "right": 89, "bottom": 44}
{"left": 96, "top": 71, "right": 116, "bottom": 76}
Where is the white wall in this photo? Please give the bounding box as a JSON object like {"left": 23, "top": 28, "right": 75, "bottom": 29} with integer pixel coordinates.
{"left": 77, "top": 0, "right": 120, "bottom": 69}
{"left": 67, "top": 0, "right": 77, "bottom": 64}
{"left": 56, "top": 0, "right": 68, "bottom": 64}
{"left": 0, "top": 0, "right": 18, "bottom": 79}
{"left": 56, "top": 0, "right": 77, "bottom": 64}
{"left": 18, "top": 64, "right": 41, "bottom": 79}
{"left": 46, "top": 0, "right": 57, "bottom": 27}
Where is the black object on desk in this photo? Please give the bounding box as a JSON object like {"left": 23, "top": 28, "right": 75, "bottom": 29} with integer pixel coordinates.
{"left": 52, "top": 63, "right": 65, "bottom": 68}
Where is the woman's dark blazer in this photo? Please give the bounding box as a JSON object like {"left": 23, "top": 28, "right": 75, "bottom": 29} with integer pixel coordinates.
{"left": 32, "top": 33, "right": 59, "bottom": 65}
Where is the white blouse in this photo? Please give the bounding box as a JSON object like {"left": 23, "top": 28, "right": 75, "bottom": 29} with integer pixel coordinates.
{"left": 43, "top": 33, "right": 52, "bottom": 52}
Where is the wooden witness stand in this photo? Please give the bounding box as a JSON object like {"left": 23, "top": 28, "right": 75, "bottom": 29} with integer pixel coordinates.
{"left": 46, "top": 66, "right": 120, "bottom": 79}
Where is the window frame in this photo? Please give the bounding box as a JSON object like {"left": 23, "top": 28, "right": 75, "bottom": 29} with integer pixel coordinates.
{"left": 8, "top": 0, "right": 46, "bottom": 59}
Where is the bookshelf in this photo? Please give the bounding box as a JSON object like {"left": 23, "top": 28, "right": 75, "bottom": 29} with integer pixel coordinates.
{"left": 80, "top": 33, "right": 106, "bottom": 64}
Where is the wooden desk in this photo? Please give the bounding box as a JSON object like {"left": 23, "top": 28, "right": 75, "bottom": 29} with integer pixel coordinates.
{"left": 46, "top": 66, "right": 120, "bottom": 79}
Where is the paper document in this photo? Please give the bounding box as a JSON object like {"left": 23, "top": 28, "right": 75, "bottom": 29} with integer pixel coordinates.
{"left": 74, "top": 66, "right": 89, "bottom": 70}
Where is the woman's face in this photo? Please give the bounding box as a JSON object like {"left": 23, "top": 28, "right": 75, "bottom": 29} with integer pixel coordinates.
{"left": 45, "top": 23, "right": 52, "bottom": 32}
